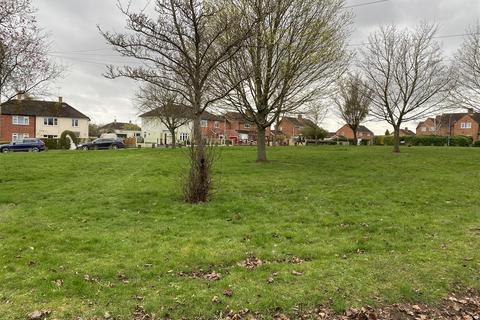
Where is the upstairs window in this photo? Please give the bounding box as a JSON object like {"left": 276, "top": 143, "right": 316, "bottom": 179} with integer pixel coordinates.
{"left": 461, "top": 122, "right": 472, "bottom": 129}
{"left": 244, "top": 123, "right": 251, "bottom": 128}
{"left": 12, "top": 116, "right": 29, "bottom": 125}
{"left": 214, "top": 121, "right": 220, "bottom": 128}
{"left": 421, "top": 127, "right": 427, "bottom": 132}
{"left": 72, "top": 119, "right": 79, "bottom": 127}
{"left": 201, "top": 120, "right": 208, "bottom": 128}
{"left": 44, "top": 117, "right": 58, "bottom": 126}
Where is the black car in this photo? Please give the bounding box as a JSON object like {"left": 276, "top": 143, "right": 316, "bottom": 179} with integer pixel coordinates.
{"left": 0, "top": 138, "right": 46, "bottom": 153}
{"left": 77, "top": 138, "right": 125, "bottom": 150}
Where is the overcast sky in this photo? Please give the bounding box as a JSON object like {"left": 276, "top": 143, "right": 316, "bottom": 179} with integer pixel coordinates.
{"left": 35, "top": 0, "right": 479, "bottom": 134}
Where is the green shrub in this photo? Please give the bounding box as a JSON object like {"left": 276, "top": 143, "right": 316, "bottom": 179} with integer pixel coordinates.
{"left": 373, "top": 135, "right": 395, "bottom": 146}
{"left": 449, "top": 135, "right": 472, "bottom": 147}
{"left": 301, "top": 126, "right": 328, "bottom": 140}
{"left": 361, "top": 139, "right": 370, "bottom": 145}
{"left": 59, "top": 131, "right": 79, "bottom": 149}
{"left": 405, "top": 135, "right": 446, "bottom": 146}
{"left": 474, "top": 140, "right": 480, "bottom": 147}
{"left": 43, "top": 139, "right": 60, "bottom": 150}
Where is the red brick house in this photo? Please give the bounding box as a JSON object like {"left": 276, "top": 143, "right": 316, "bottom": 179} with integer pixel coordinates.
{"left": 335, "top": 124, "right": 374, "bottom": 141}
{"left": 224, "top": 112, "right": 272, "bottom": 144}
{"left": 416, "top": 109, "right": 480, "bottom": 141}
{"left": 0, "top": 97, "right": 90, "bottom": 142}
{"left": 200, "top": 111, "right": 227, "bottom": 143}
{"left": 278, "top": 115, "right": 317, "bottom": 143}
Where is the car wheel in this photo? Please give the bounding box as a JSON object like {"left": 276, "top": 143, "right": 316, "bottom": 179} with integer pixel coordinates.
{"left": 2, "top": 148, "right": 9, "bottom": 153}
{"left": 31, "top": 147, "right": 39, "bottom": 152}
{"left": 82, "top": 146, "right": 89, "bottom": 151}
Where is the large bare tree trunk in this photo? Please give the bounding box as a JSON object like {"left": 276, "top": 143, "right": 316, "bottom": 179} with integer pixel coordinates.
{"left": 183, "top": 114, "right": 210, "bottom": 203}
{"left": 393, "top": 127, "right": 401, "bottom": 153}
{"left": 256, "top": 127, "right": 267, "bottom": 162}
{"left": 169, "top": 128, "right": 176, "bottom": 148}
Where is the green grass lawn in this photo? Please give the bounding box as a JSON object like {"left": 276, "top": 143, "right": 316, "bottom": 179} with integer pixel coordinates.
{"left": 0, "top": 146, "right": 479, "bottom": 319}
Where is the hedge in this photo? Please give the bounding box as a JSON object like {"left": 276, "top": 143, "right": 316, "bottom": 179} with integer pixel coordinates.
{"left": 306, "top": 140, "right": 337, "bottom": 145}
{"left": 43, "top": 139, "right": 60, "bottom": 150}
{"left": 374, "top": 135, "right": 474, "bottom": 147}
{"left": 474, "top": 140, "right": 480, "bottom": 147}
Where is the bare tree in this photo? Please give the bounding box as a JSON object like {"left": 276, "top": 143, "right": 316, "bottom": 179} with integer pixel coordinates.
{"left": 0, "top": 0, "right": 62, "bottom": 103}
{"left": 451, "top": 23, "right": 480, "bottom": 112}
{"left": 359, "top": 23, "right": 453, "bottom": 153}
{"left": 100, "top": 0, "right": 253, "bottom": 202}
{"left": 137, "top": 83, "right": 193, "bottom": 148}
{"left": 302, "top": 102, "right": 328, "bottom": 143}
{"left": 215, "top": 0, "right": 351, "bottom": 162}
{"left": 334, "top": 73, "right": 372, "bottom": 144}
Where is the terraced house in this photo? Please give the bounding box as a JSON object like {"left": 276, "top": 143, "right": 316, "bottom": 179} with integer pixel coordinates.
{"left": 416, "top": 108, "right": 480, "bottom": 141}
{"left": 0, "top": 96, "right": 90, "bottom": 141}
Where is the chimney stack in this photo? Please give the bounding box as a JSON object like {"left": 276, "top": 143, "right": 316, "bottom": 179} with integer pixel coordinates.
{"left": 297, "top": 114, "right": 303, "bottom": 120}
{"left": 58, "top": 96, "right": 63, "bottom": 104}
{"left": 405, "top": 127, "right": 408, "bottom": 131}
{"left": 467, "top": 108, "right": 474, "bottom": 115}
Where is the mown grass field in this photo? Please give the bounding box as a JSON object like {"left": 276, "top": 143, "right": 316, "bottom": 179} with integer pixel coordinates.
{"left": 0, "top": 146, "right": 479, "bottom": 319}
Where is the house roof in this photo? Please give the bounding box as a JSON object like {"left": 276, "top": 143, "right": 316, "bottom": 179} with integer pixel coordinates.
{"left": 201, "top": 110, "right": 224, "bottom": 121}
{"left": 0, "top": 99, "right": 90, "bottom": 120}
{"left": 99, "top": 121, "right": 141, "bottom": 131}
{"left": 140, "top": 106, "right": 223, "bottom": 121}
{"left": 399, "top": 128, "right": 415, "bottom": 135}
{"left": 432, "top": 112, "right": 480, "bottom": 129}
{"left": 225, "top": 112, "right": 245, "bottom": 121}
{"left": 282, "top": 116, "right": 317, "bottom": 128}
{"left": 356, "top": 125, "right": 374, "bottom": 135}
{"left": 139, "top": 104, "right": 191, "bottom": 118}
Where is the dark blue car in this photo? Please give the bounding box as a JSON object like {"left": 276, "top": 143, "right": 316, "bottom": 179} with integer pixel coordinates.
{"left": 0, "top": 138, "right": 46, "bottom": 153}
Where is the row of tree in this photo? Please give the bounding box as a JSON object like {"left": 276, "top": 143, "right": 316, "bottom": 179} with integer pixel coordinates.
{"left": 2, "top": 1, "right": 479, "bottom": 203}
{"left": 99, "top": 1, "right": 480, "bottom": 202}
{"left": 333, "top": 23, "right": 480, "bottom": 153}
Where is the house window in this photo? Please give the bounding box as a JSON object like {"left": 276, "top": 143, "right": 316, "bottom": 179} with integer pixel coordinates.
{"left": 43, "top": 135, "right": 58, "bottom": 139}
{"left": 44, "top": 117, "right": 58, "bottom": 126}
{"left": 12, "top": 133, "right": 29, "bottom": 141}
{"left": 180, "top": 132, "right": 189, "bottom": 142}
{"left": 214, "top": 121, "right": 220, "bottom": 128}
{"left": 421, "top": 127, "right": 427, "bottom": 132}
{"left": 72, "top": 119, "right": 79, "bottom": 127}
{"left": 244, "top": 123, "right": 251, "bottom": 128}
{"left": 12, "top": 116, "right": 29, "bottom": 125}
{"left": 201, "top": 120, "right": 208, "bottom": 128}
{"left": 461, "top": 122, "right": 472, "bottom": 129}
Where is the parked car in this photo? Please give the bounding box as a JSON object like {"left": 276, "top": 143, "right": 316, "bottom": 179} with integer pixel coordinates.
{"left": 77, "top": 138, "right": 125, "bottom": 150}
{"left": 0, "top": 138, "right": 46, "bottom": 153}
